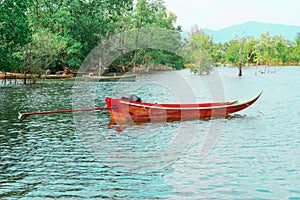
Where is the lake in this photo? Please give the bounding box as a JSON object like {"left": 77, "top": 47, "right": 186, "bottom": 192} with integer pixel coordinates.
{"left": 1, "top": 66, "right": 299, "bottom": 199}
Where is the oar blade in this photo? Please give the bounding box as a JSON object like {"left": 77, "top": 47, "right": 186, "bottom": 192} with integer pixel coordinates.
{"left": 18, "top": 112, "right": 28, "bottom": 121}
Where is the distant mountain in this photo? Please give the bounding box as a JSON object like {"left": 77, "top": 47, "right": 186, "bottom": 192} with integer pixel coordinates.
{"left": 184, "top": 21, "right": 300, "bottom": 43}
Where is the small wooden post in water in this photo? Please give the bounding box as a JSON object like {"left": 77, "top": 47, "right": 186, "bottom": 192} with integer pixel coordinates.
{"left": 4, "top": 72, "right": 6, "bottom": 85}
{"left": 238, "top": 61, "right": 242, "bottom": 76}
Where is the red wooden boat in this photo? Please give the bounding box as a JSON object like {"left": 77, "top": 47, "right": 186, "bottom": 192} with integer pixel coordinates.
{"left": 106, "top": 91, "right": 262, "bottom": 124}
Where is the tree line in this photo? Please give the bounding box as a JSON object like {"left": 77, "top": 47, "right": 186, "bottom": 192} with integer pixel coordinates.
{"left": 1, "top": 0, "right": 300, "bottom": 77}
{"left": 186, "top": 25, "right": 300, "bottom": 75}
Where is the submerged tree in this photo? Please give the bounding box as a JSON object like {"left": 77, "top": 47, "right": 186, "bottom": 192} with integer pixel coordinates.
{"left": 186, "top": 25, "right": 215, "bottom": 75}
{"left": 189, "top": 49, "right": 213, "bottom": 75}
{"left": 224, "top": 33, "right": 248, "bottom": 76}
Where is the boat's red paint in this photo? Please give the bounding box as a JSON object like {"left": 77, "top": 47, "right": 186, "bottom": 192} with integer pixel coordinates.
{"left": 105, "top": 92, "right": 262, "bottom": 124}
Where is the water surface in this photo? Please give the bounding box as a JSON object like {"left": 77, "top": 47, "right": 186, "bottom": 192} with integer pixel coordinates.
{"left": 1, "top": 67, "right": 299, "bottom": 199}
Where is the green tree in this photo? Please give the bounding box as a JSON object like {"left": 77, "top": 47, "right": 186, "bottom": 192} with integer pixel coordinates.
{"left": 186, "top": 25, "right": 215, "bottom": 75}
{"left": 132, "top": 0, "right": 177, "bottom": 29}
{"left": 0, "top": 0, "right": 31, "bottom": 72}
{"left": 244, "top": 37, "right": 259, "bottom": 64}
{"left": 211, "top": 42, "right": 226, "bottom": 65}
{"left": 289, "top": 33, "right": 300, "bottom": 64}
{"left": 224, "top": 39, "right": 240, "bottom": 65}
{"left": 21, "top": 29, "right": 67, "bottom": 79}
{"left": 273, "top": 35, "right": 291, "bottom": 65}
{"left": 259, "top": 32, "right": 276, "bottom": 65}
{"left": 28, "top": 0, "right": 134, "bottom": 70}
{"left": 111, "top": 0, "right": 183, "bottom": 71}
{"left": 189, "top": 49, "right": 213, "bottom": 75}
{"left": 224, "top": 33, "right": 248, "bottom": 76}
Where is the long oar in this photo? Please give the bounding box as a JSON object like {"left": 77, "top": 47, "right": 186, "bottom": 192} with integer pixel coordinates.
{"left": 18, "top": 107, "right": 112, "bottom": 121}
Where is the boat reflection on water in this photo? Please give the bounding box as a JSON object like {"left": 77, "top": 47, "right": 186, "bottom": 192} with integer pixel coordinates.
{"left": 107, "top": 120, "right": 126, "bottom": 132}
{"left": 83, "top": 73, "right": 137, "bottom": 82}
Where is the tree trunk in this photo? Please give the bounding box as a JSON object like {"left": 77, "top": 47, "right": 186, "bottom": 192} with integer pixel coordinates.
{"left": 255, "top": 63, "right": 258, "bottom": 75}
{"left": 23, "top": 71, "right": 27, "bottom": 84}
{"left": 15, "top": 72, "right": 17, "bottom": 84}
{"left": 61, "top": 25, "right": 65, "bottom": 36}
{"left": 4, "top": 72, "right": 6, "bottom": 85}
{"left": 238, "top": 62, "right": 242, "bottom": 76}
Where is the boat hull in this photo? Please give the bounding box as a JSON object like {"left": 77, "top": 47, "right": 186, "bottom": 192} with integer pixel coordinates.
{"left": 41, "top": 74, "right": 73, "bottom": 79}
{"left": 0, "top": 73, "right": 73, "bottom": 79}
{"left": 106, "top": 92, "right": 262, "bottom": 124}
{"left": 83, "top": 74, "right": 137, "bottom": 82}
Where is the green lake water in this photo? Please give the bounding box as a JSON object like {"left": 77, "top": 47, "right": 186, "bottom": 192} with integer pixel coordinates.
{"left": 0, "top": 67, "right": 299, "bottom": 199}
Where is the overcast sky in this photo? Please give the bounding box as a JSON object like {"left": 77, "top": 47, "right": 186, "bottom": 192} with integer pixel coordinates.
{"left": 163, "top": 0, "right": 300, "bottom": 31}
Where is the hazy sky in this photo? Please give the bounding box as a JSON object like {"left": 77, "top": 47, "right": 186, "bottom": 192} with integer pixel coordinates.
{"left": 163, "top": 0, "right": 300, "bottom": 31}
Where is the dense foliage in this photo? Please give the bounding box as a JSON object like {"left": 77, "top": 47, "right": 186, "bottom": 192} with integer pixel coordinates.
{"left": 0, "top": 0, "right": 184, "bottom": 74}
{"left": 0, "top": 0, "right": 31, "bottom": 72}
